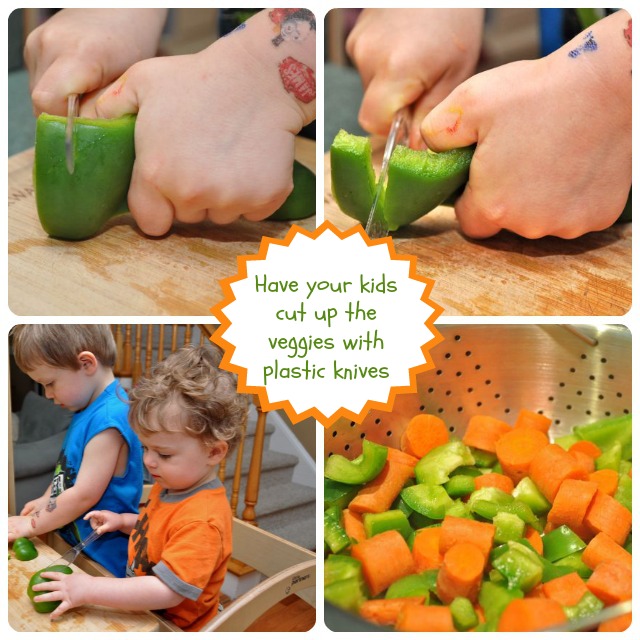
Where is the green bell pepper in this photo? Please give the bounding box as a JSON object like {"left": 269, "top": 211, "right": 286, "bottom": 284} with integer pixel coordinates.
{"left": 573, "top": 415, "right": 632, "bottom": 461}
{"left": 330, "top": 129, "right": 474, "bottom": 231}
{"left": 512, "top": 477, "right": 552, "bottom": 515}
{"left": 541, "top": 525, "right": 586, "bottom": 562}
{"left": 615, "top": 473, "right": 632, "bottom": 512}
{"left": 363, "top": 509, "right": 413, "bottom": 540}
{"left": 324, "top": 553, "right": 362, "bottom": 586}
{"left": 493, "top": 511, "right": 526, "bottom": 544}
{"left": 324, "top": 509, "right": 351, "bottom": 554}
{"left": 469, "top": 447, "right": 498, "bottom": 468}
{"left": 385, "top": 572, "right": 433, "bottom": 601}
{"left": 401, "top": 484, "right": 454, "bottom": 520}
{"left": 12, "top": 537, "right": 38, "bottom": 561}
{"left": 563, "top": 591, "right": 604, "bottom": 621}
{"left": 444, "top": 474, "right": 476, "bottom": 498}
{"left": 551, "top": 550, "right": 592, "bottom": 580}
{"left": 491, "top": 541, "right": 544, "bottom": 592}
{"left": 595, "top": 441, "right": 622, "bottom": 472}
{"left": 450, "top": 596, "right": 479, "bottom": 631}
{"left": 415, "top": 440, "right": 475, "bottom": 486}
{"left": 325, "top": 575, "right": 368, "bottom": 613}
{"left": 324, "top": 439, "right": 388, "bottom": 485}
{"left": 27, "top": 565, "right": 73, "bottom": 613}
{"left": 34, "top": 114, "right": 315, "bottom": 240}
{"left": 478, "top": 581, "right": 524, "bottom": 631}
{"left": 324, "top": 477, "right": 361, "bottom": 511}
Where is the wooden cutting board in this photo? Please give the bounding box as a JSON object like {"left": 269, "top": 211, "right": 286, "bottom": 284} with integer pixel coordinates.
{"left": 8, "top": 138, "right": 315, "bottom": 316}
{"left": 8, "top": 538, "right": 159, "bottom": 632}
{"left": 324, "top": 140, "right": 631, "bottom": 316}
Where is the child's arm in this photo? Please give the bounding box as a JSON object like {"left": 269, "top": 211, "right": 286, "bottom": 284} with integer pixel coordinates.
{"left": 346, "top": 9, "right": 485, "bottom": 147}
{"left": 24, "top": 8, "right": 167, "bottom": 116}
{"left": 8, "top": 428, "right": 130, "bottom": 541}
{"left": 19, "top": 484, "right": 53, "bottom": 516}
{"left": 84, "top": 8, "right": 316, "bottom": 235}
{"left": 31, "top": 573, "right": 183, "bottom": 620}
{"left": 420, "top": 10, "right": 631, "bottom": 239}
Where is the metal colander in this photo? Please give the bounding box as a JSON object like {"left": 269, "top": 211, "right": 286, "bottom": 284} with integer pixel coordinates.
{"left": 325, "top": 323, "right": 631, "bottom": 632}
{"left": 325, "top": 324, "right": 631, "bottom": 457}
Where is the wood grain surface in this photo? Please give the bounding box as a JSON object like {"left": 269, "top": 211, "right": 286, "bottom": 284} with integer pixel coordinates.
{"left": 8, "top": 537, "right": 159, "bottom": 632}
{"left": 324, "top": 139, "right": 631, "bottom": 316}
{"left": 8, "top": 138, "right": 315, "bottom": 316}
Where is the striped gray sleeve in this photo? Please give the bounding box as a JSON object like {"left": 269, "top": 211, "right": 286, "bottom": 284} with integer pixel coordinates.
{"left": 152, "top": 560, "right": 203, "bottom": 601}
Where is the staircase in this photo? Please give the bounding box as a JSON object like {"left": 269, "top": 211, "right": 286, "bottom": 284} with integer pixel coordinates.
{"left": 223, "top": 405, "right": 316, "bottom": 551}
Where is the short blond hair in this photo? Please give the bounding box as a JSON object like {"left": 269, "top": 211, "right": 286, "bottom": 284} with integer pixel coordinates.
{"left": 128, "top": 345, "right": 248, "bottom": 453}
{"left": 11, "top": 324, "right": 117, "bottom": 372}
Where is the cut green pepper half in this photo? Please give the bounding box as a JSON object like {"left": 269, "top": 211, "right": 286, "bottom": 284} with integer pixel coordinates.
{"left": 34, "top": 114, "right": 315, "bottom": 240}
{"left": 12, "top": 537, "right": 38, "bottom": 561}
{"left": 324, "top": 439, "right": 388, "bottom": 485}
{"left": 330, "top": 129, "right": 474, "bottom": 231}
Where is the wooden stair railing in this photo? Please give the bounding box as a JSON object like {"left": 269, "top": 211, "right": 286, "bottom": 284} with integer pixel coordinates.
{"left": 111, "top": 325, "right": 268, "bottom": 526}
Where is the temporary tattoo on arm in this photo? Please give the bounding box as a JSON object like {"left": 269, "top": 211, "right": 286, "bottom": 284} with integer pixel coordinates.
{"left": 568, "top": 31, "right": 598, "bottom": 58}
{"left": 624, "top": 19, "right": 632, "bottom": 47}
{"left": 46, "top": 496, "right": 57, "bottom": 512}
{"left": 279, "top": 57, "right": 316, "bottom": 103}
{"left": 270, "top": 9, "right": 316, "bottom": 47}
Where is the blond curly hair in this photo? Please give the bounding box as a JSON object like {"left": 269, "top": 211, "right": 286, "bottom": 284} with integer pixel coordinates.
{"left": 128, "top": 345, "right": 248, "bottom": 453}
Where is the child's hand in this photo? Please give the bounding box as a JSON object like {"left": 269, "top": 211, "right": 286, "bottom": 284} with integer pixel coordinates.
{"left": 84, "top": 510, "right": 122, "bottom": 535}
{"left": 8, "top": 515, "right": 34, "bottom": 542}
{"left": 346, "top": 9, "right": 484, "bottom": 146}
{"left": 31, "top": 570, "right": 93, "bottom": 619}
{"left": 85, "top": 10, "right": 315, "bottom": 236}
{"left": 20, "top": 496, "right": 48, "bottom": 517}
{"left": 421, "top": 11, "right": 631, "bottom": 239}
{"left": 24, "top": 8, "right": 166, "bottom": 116}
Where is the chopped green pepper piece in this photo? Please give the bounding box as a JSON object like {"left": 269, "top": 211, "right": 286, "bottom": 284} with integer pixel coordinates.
{"left": 493, "top": 511, "right": 526, "bottom": 544}
{"left": 552, "top": 550, "right": 592, "bottom": 579}
{"left": 450, "top": 596, "right": 479, "bottom": 631}
{"left": 409, "top": 512, "right": 437, "bottom": 530}
{"left": 445, "top": 499, "right": 472, "bottom": 519}
{"left": 553, "top": 434, "right": 580, "bottom": 451}
{"left": 325, "top": 576, "right": 368, "bottom": 613}
{"left": 363, "top": 509, "right": 413, "bottom": 540}
{"left": 415, "top": 440, "right": 475, "bottom": 486}
{"left": 324, "top": 510, "right": 350, "bottom": 554}
{"left": 478, "top": 581, "right": 524, "bottom": 629}
{"left": 469, "top": 447, "right": 498, "bottom": 468}
{"left": 324, "top": 439, "right": 388, "bottom": 485}
{"left": 444, "top": 474, "right": 476, "bottom": 498}
{"left": 563, "top": 591, "right": 604, "bottom": 621}
{"left": 324, "top": 478, "right": 361, "bottom": 511}
{"left": 385, "top": 573, "right": 432, "bottom": 600}
{"left": 574, "top": 415, "right": 631, "bottom": 461}
{"left": 401, "top": 484, "right": 454, "bottom": 520}
{"left": 491, "top": 541, "right": 543, "bottom": 592}
{"left": 614, "top": 473, "right": 632, "bottom": 512}
{"left": 595, "top": 441, "right": 622, "bottom": 471}
{"left": 512, "top": 477, "right": 552, "bottom": 515}
{"left": 324, "top": 554, "right": 362, "bottom": 586}
{"left": 542, "top": 525, "right": 586, "bottom": 562}
{"left": 35, "top": 114, "right": 314, "bottom": 240}
{"left": 450, "top": 465, "right": 483, "bottom": 478}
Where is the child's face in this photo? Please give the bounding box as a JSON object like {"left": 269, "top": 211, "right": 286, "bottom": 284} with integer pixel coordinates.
{"left": 27, "top": 360, "right": 101, "bottom": 412}
{"left": 139, "top": 418, "right": 226, "bottom": 493}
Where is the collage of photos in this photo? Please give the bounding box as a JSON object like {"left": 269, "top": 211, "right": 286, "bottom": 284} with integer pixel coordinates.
{"left": 5, "top": 5, "right": 633, "bottom": 636}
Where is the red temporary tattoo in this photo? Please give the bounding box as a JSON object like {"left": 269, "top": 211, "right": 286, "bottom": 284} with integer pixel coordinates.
{"left": 31, "top": 517, "right": 36, "bottom": 529}
{"left": 624, "top": 19, "right": 632, "bottom": 47}
{"left": 279, "top": 57, "right": 316, "bottom": 103}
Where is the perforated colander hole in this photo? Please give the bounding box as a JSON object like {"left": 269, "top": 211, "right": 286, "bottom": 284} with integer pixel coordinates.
{"left": 456, "top": 371, "right": 462, "bottom": 377}
{"left": 428, "top": 388, "right": 434, "bottom": 394}
{"left": 360, "top": 432, "right": 365, "bottom": 439}
{"left": 581, "top": 354, "right": 587, "bottom": 359}
{"left": 589, "top": 375, "right": 595, "bottom": 381}
{"left": 485, "top": 379, "right": 492, "bottom": 385}
{"left": 467, "top": 388, "right": 474, "bottom": 393}
{"left": 548, "top": 396, "right": 554, "bottom": 401}
{"left": 419, "top": 405, "right": 425, "bottom": 411}
{"left": 332, "top": 431, "right": 337, "bottom": 437}
{"left": 457, "top": 407, "right": 464, "bottom": 413}
{"left": 609, "top": 374, "right": 615, "bottom": 380}
{"left": 623, "top": 409, "right": 630, "bottom": 414}
{"left": 375, "top": 418, "right": 381, "bottom": 424}
{"left": 598, "top": 394, "right": 604, "bottom": 400}
{"left": 605, "top": 411, "right": 611, "bottom": 416}
{"left": 559, "top": 382, "right": 565, "bottom": 387}
{"left": 566, "top": 405, "right": 573, "bottom": 410}
{"left": 454, "top": 335, "right": 461, "bottom": 341}
{"left": 437, "top": 408, "right": 444, "bottom": 414}
{"left": 554, "top": 419, "right": 561, "bottom": 425}
{"left": 386, "top": 431, "right": 392, "bottom": 437}
{"left": 475, "top": 365, "right": 481, "bottom": 370}
{"left": 436, "top": 370, "right": 443, "bottom": 376}
{"left": 449, "top": 426, "right": 455, "bottom": 432}
{"left": 350, "top": 421, "right": 356, "bottom": 427}
{"left": 445, "top": 353, "right": 452, "bottom": 359}
{"left": 476, "top": 401, "right": 483, "bottom": 407}
{"left": 344, "top": 444, "right": 350, "bottom": 451}
{"left": 570, "top": 367, "right": 576, "bottom": 373}
{"left": 465, "top": 351, "right": 472, "bottom": 357}
{"left": 600, "top": 358, "right": 607, "bottom": 363}
{"left": 446, "top": 390, "right": 452, "bottom": 397}
{"left": 494, "top": 393, "right": 501, "bottom": 399}
{"left": 585, "top": 410, "right": 592, "bottom": 416}
{"left": 504, "top": 408, "right": 511, "bottom": 414}
{"left": 576, "top": 390, "right": 583, "bottom": 396}
{"left": 617, "top": 392, "right": 623, "bottom": 398}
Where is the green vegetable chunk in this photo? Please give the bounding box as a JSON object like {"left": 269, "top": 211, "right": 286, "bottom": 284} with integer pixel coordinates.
{"left": 385, "top": 572, "right": 433, "bottom": 600}
{"left": 27, "top": 565, "right": 74, "bottom": 613}
{"left": 450, "top": 596, "right": 479, "bottom": 631}
{"left": 12, "top": 537, "right": 38, "bottom": 561}
{"left": 363, "top": 510, "right": 412, "bottom": 540}
{"left": 324, "top": 439, "right": 388, "bottom": 485}
{"left": 542, "top": 525, "right": 586, "bottom": 562}
{"left": 415, "top": 440, "right": 475, "bottom": 486}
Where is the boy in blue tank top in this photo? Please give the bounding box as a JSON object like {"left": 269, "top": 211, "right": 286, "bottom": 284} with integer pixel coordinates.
{"left": 9, "top": 325, "right": 143, "bottom": 577}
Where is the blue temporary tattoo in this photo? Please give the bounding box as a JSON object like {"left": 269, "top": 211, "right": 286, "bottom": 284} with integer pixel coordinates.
{"left": 568, "top": 31, "right": 598, "bottom": 58}
{"left": 223, "top": 22, "right": 247, "bottom": 37}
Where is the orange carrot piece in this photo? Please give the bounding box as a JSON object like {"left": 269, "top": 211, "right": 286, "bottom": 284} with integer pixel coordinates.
{"left": 343, "top": 508, "right": 366, "bottom": 545}
{"left": 582, "top": 532, "right": 632, "bottom": 570}
{"left": 525, "top": 583, "right": 546, "bottom": 599}
{"left": 412, "top": 526, "right": 443, "bottom": 571}
{"left": 473, "top": 472, "right": 514, "bottom": 495}
{"left": 547, "top": 479, "right": 598, "bottom": 538}
{"left": 588, "top": 469, "right": 619, "bottom": 497}
{"left": 439, "top": 516, "right": 495, "bottom": 565}
{"left": 523, "top": 526, "right": 544, "bottom": 556}
{"left": 529, "top": 444, "right": 588, "bottom": 502}
{"left": 462, "top": 415, "right": 512, "bottom": 453}
{"left": 542, "top": 572, "right": 589, "bottom": 607}
{"left": 351, "top": 530, "right": 416, "bottom": 596}
{"left": 598, "top": 612, "right": 632, "bottom": 632}
{"left": 436, "top": 542, "right": 485, "bottom": 604}
{"left": 497, "top": 598, "right": 567, "bottom": 632}
{"left": 584, "top": 489, "right": 632, "bottom": 545}
{"left": 349, "top": 460, "right": 416, "bottom": 514}
{"left": 569, "top": 440, "right": 602, "bottom": 459}
{"left": 400, "top": 414, "right": 450, "bottom": 459}
{"left": 360, "top": 597, "right": 425, "bottom": 626}
{"left": 569, "top": 449, "right": 595, "bottom": 475}
{"left": 386, "top": 446, "right": 419, "bottom": 471}
{"left": 514, "top": 409, "right": 551, "bottom": 434}
{"left": 495, "top": 427, "right": 550, "bottom": 483}
{"left": 586, "top": 561, "right": 632, "bottom": 606}
{"left": 396, "top": 604, "right": 454, "bottom": 632}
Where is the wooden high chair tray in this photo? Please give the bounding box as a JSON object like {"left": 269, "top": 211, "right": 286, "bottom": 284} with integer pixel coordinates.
{"left": 8, "top": 138, "right": 315, "bottom": 316}
{"left": 8, "top": 537, "right": 160, "bottom": 632}
{"left": 324, "top": 139, "right": 631, "bottom": 316}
